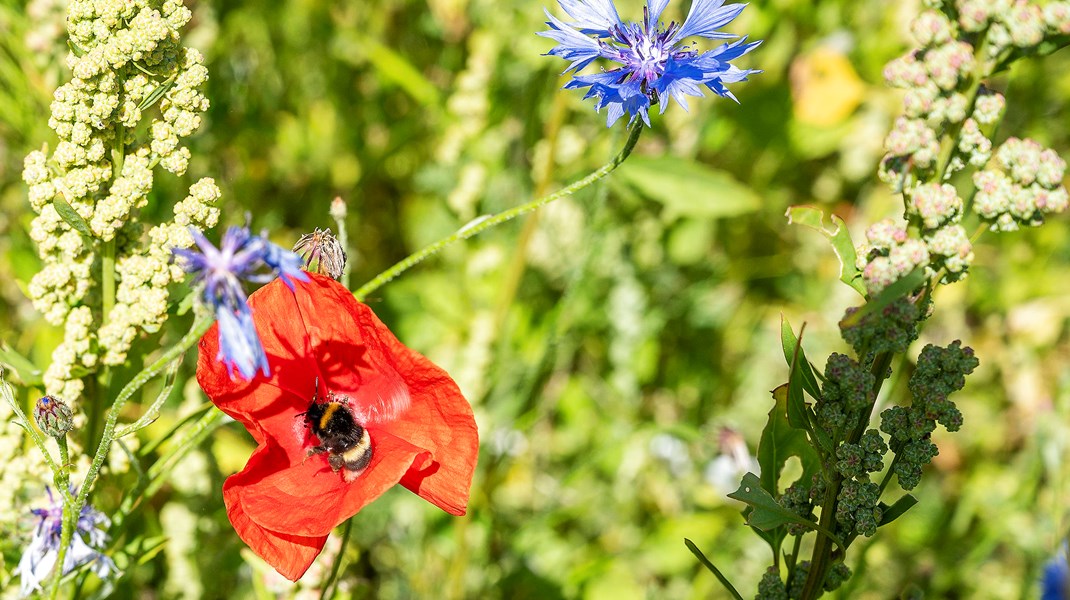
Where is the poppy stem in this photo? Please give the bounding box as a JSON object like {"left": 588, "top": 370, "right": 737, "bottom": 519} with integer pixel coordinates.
{"left": 353, "top": 120, "right": 645, "bottom": 301}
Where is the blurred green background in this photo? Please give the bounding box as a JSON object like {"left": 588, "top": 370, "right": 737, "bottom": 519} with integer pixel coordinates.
{"left": 1, "top": 0, "right": 1069, "bottom": 597}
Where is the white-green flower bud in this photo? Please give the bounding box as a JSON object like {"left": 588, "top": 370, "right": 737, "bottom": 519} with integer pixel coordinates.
{"left": 925, "top": 224, "right": 973, "bottom": 274}
{"left": 912, "top": 10, "right": 956, "bottom": 46}
{"left": 910, "top": 183, "right": 963, "bottom": 230}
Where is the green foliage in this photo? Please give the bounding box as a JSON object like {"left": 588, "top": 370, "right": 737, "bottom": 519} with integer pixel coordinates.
{"left": 0, "top": 0, "right": 1068, "bottom": 598}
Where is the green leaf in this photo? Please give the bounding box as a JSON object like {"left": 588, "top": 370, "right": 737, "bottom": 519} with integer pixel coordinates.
{"left": 616, "top": 156, "right": 762, "bottom": 220}
{"left": 878, "top": 494, "right": 918, "bottom": 527}
{"left": 67, "top": 39, "right": 86, "bottom": 57}
{"left": 759, "top": 387, "right": 821, "bottom": 498}
{"left": 0, "top": 342, "right": 43, "bottom": 386}
{"left": 175, "top": 289, "right": 196, "bottom": 316}
{"left": 786, "top": 206, "right": 866, "bottom": 297}
{"left": 780, "top": 316, "right": 822, "bottom": 401}
{"left": 841, "top": 267, "right": 927, "bottom": 327}
{"left": 684, "top": 538, "right": 745, "bottom": 600}
{"left": 729, "top": 473, "right": 845, "bottom": 547}
{"left": 115, "top": 360, "right": 181, "bottom": 439}
{"left": 138, "top": 73, "right": 177, "bottom": 111}
{"left": 52, "top": 196, "right": 94, "bottom": 240}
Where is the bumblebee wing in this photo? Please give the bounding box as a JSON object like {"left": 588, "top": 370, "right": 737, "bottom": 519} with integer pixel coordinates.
{"left": 351, "top": 363, "right": 411, "bottom": 425}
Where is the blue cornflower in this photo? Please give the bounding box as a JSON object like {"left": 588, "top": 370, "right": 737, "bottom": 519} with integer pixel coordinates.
{"left": 173, "top": 225, "right": 309, "bottom": 379}
{"left": 539, "top": 0, "right": 762, "bottom": 127}
{"left": 1042, "top": 543, "right": 1070, "bottom": 600}
{"left": 16, "top": 487, "right": 116, "bottom": 597}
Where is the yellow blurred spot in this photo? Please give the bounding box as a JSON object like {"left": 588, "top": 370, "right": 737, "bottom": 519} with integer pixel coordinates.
{"left": 790, "top": 47, "right": 867, "bottom": 126}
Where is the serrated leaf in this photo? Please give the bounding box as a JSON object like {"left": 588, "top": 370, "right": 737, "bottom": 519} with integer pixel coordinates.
{"left": 780, "top": 316, "right": 822, "bottom": 401}
{"left": 729, "top": 473, "right": 811, "bottom": 530}
{"left": 0, "top": 342, "right": 43, "bottom": 386}
{"left": 53, "top": 196, "right": 94, "bottom": 240}
{"left": 684, "top": 539, "right": 745, "bottom": 600}
{"left": 759, "top": 387, "right": 820, "bottom": 498}
{"left": 616, "top": 156, "right": 762, "bottom": 220}
{"left": 786, "top": 206, "right": 866, "bottom": 297}
{"left": 729, "top": 473, "right": 844, "bottom": 547}
{"left": 878, "top": 494, "right": 918, "bottom": 526}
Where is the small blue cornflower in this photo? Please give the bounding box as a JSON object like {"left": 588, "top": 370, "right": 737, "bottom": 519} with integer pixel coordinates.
{"left": 539, "top": 0, "right": 762, "bottom": 127}
{"left": 173, "top": 225, "right": 309, "bottom": 379}
{"left": 1043, "top": 543, "right": 1070, "bottom": 600}
{"left": 16, "top": 487, "right": 116, "bottom": 597}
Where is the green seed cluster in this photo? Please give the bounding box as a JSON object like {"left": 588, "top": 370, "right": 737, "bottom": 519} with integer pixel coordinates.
{"left": 835, "top": 479, "right": 882, "bottom": 537}
{"left": 756, "top": 567, "right": 788, "bottom": 600}
{"left": 835, "top": 429, "right": 888, "bottom": 480}
{"left": 840, "top": 297, "right": 923, "bottom": 360}
{"left": 823, "top": 561, "right": 852, "bottom": 592}
{"left": 881, "top": 342, "right": 978, "bottom": 489}
{"left": 816, "top": 353, "right": 875, "bottom": 437}
{"left": 22, "top": 0, "right": 220, "bottom": 401}
{"left": 779, "top": 474, "right": 825, "bottom": 536}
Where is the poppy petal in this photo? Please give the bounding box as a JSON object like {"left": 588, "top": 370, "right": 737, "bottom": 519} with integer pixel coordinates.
{"left": 365, "top": 309, "right": 479, "bottom": 515}
{"left": 239, "top": 427, "right": 428, "bottom": 537}
{"left": 223, "top": 449, "right": 328, "bottom": 581}
{"left": 197, "top": 277, "right": 322, "bottom": 419}
{"left": 294, "top": 275, "right": 479, "bottom": 515}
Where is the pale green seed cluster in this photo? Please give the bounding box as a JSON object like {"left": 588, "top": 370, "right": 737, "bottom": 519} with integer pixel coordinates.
{"left": 22, "top": 0, "right": 218, "bottom": 401}
{"left": 973, "top": 137, "right": 1069, "bottom": 231}
{"left": 863, "top": 0, "right": 1069, "bottom": 294}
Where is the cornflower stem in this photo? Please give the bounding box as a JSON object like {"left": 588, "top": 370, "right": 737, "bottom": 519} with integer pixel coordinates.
{"left": 49, "top": 437, "right": 72, "bottom": 600}
{"left": 353, "top": 120, "right": 644, "bottom": 301}
{"left": 67, "top": 314, "right": 213, "bottom": 580}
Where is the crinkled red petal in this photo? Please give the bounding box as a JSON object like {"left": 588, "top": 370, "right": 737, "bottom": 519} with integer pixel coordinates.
{"left": 222, "top": 446, "right": 328, "bottom": 581}
{"left": 292, "top": 275, "right": 479, "bottom": 515}
{"left": 240, "top": 428, "right": 428, "bottom": 537}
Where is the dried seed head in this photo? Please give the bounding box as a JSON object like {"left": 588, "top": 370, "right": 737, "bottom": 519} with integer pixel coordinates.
{"left": 293, "top": 228, "right": 347, "bottom": 281}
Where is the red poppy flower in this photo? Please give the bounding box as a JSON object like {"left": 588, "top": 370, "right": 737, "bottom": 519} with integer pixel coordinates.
{"left": 196, "top": 272, "right": 479, "bottom": 581}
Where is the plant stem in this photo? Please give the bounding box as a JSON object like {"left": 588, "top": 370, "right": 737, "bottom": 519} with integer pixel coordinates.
{"left": 102, "top": 240, "right": 115, "bottom": 324}
{"left": 799, "top": 349, "right": 894, "bottom": 599}
{"left": 69, "top": 315, "right": 213, "bottom": 565}
{"left": 353, "top": 120, "right": 644, "bottom": 301}
{"left": 49, "top": 437, "right": 72, "bottom": 600}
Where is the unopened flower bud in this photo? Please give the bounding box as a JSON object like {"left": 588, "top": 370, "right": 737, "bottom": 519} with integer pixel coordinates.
{"left": 329, "top": 196, "right": 347, "bottom": 221}
{"left": 292, "top": 228, "right": 347, "bottom": 281}
{"left": 34, "top": 395, "right": 73, "bottom": 437}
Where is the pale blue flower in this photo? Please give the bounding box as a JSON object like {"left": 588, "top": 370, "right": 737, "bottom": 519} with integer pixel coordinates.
{"left": 173, "top": 225, "right": 309, "bottom": 379}
{"left": 16, "top": 487, "right": 116, "bottom": 597}
{"left": 539, "top": 0, "right": 761, "bottom": 126}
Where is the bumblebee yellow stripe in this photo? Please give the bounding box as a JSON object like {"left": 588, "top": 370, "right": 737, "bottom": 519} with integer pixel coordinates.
{"left": 319, "top": 402, "right": 342, "bottom": 430}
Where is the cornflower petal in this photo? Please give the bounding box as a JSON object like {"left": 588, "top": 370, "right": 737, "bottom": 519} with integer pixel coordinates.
{"left": 555, "top": 0, "right": 623, "bottom": 35}
{"left": 647, "top": 0, "right": 672, "bottom": 31}
{"left": 174, "top": 225, "right": 309, "bottom": 380}
{"left": 540, "top": 0, "right": 760, "bottom": 126}
{"left": 538, "top": 11, "right": 608, "bottom": 73}
{"left": 673, "top": 0, "right": 746, "bottom": 42}
{"left": 216, "top": 307, "right": 270, "bottom": 379}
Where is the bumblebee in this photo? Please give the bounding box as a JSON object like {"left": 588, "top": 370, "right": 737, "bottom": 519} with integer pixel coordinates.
{"left": 304, "top": 396, "right": 373, "bottom": 474}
